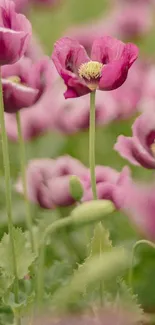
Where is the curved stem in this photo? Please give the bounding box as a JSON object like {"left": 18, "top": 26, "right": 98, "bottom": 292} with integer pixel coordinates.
{"left": 89, "top": 91, "right": 97, "bottom": 200}
{"left": 16, "top": 111, "right": 36, "bottom": 254}
{"left": 36, "top": 217, "right": 71, "bottom": 306}
{"left": 0, "top": 69, "right": 20, "bottom": 324}
{"left": 128, "top": 239, "right": 155, "bottom": 290}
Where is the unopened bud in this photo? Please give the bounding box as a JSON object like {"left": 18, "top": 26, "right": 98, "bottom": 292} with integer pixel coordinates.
{"left": 69, "top": 175, "right": 84, "bottom": 201}
{"left": 70, "top": 200, "right": 115, "bottom": 227}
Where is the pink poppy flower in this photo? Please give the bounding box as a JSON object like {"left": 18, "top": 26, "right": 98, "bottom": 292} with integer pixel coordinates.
{"left": 52, "top": 36, "right": 138, "bottom": 99}
{"left": 13, "top": 0, "right": 29, "bottom": 13}
{"left": 0, "top": 0, "right": 31, "bottom": 65}
{"left": 83, "top": 165, "right": 130, "bottom": 206}
{"left": 115, "top": 110, "right": 155, "bottom": 169}
{"left": 113, "top": 173, "right": 155, "bottom": 240}
{"left": 51, "top": 87, "right": 117, "bottom": 134}
{"left": 15, "top": 156, "right": 88, "bottom": 209}
{"left": 1, "top": 55, "right": 54, "bottom": 113}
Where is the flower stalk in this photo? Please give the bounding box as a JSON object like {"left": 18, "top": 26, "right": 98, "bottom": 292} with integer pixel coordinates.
{"left": 0, "top": 68, "right": 20, "bottom": 325}
{"left": 89, "top": 90, "right": 97, "bottom": 200}
{"left": 16, "top": 111, "right": 36, "bottom": 254}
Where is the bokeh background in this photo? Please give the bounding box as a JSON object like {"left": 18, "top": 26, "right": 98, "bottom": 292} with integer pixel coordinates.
{"left": 1, "top": 0, "right": 155, "bottom": 314}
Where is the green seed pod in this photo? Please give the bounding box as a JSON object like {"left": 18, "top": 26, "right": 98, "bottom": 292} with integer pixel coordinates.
{"left": 70, "top": 200, "right": 115, "bottom": 227}
{"left": 69, "top": 175, "right": 84, "bottom": 201}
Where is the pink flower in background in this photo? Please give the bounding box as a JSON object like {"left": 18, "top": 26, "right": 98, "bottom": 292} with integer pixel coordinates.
{"left": 115, "top": 111, "right": 155, "bottom": 169}
{"left": 25, "top": 35, "right": 45, "bottom": 62}
{"left": 16, "top": 156, "right": 88, "bottom": 208}
{"left": 113, "top": 3, "right": 152, "bottom": 40}
{"left": 4, "top": 104, "right": 50, "bottom": 141}
{"left": 111, "top": 61, "right": 147, "bottom": 120}
{"left": 52, "top": 36, "right": 138, "bottom": 99}
{"left": 13, "top": 0, "right": 29, "bottom": 12}
{"left": 113, "top": 173, "right": 155, "bottom": 240}
{"left": 0, "top": 0, "right": 31, "bottom": 65}
{"left": 1, "top": 56, "right": 54, "bottom": 113}
{"left": 32, "top": 0, "right": 62, "bottom": 7}
{"left": 83, "top": 165, "right": 130, "bottom": 205}
{"left": 66, "top": 3, "right": 151, "bottom": 55}
{"left": 51, "top": 88, "right": 118, "bottom": 134}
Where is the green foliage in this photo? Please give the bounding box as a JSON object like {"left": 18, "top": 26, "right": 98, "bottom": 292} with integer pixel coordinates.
{"left": 89, "top": 223, "right": 112, "bottom": 256}
{"left": 0, "top": 228, "right": 35, "bottom": 279}
{"left": 52, "top": 247, "right": 130, "bottom": 310}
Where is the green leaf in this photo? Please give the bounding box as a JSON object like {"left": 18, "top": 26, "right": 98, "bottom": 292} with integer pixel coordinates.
{"left": 0, "top": 270, "right": 14, "bottom": 297}
{"left": 0, "top": 228, "right": 35, "bottom": 279}
{"left": 3, "top": 291, "right": 35, "bottom": 316}
{"left": 114, "top": 278, "right": 143, "bottom": 317}
{"left": 89, "top": 223, "right": 112, "bottom": 257}
{"left": 52, "top": 247, "right": 130, "bottom": 310}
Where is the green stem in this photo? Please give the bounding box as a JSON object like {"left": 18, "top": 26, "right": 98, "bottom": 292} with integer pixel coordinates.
{"left": 128, "top": 239, "right": 155, "bottom": 290}
{"left": 36, "top": 199, "right": 115, "bottom": 306}
{"left": 0, "top": 69, "right": 20, "bottom": 324}
{"left": 37, "top": 217, "right": 71, "bottom": 306}
{"left": 90, "top": 91, "right": 104, "bottom": 304}
{"left": 16, "top": 111, "right": 36, "bottom": 254}
{"left": 89, "top": 91, "right": 97, "bottom": 200}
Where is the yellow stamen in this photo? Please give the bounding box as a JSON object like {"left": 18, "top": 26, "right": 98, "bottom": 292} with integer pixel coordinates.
{"left": 7, "top": 76, "right": 21, "bottom": 84}
{"left": 151, "top": 142, "right": 155, "bottom": 157}
{"left": 78, "top": 61, "right": 103, "bottom": 90}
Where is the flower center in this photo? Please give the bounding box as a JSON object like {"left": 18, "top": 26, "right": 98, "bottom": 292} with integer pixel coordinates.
{"left": 78, "top": 61, "right": 103, "bottom": 91}
{"left": 150, "top": 141, "right": 155, "bottom": 157}
{"left": 7, "top": 76, "right": 21, "bottom": 84}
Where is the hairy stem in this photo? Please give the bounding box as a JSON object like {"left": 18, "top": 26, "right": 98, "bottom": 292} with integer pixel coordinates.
{"left": 89, "top": 91, "right": 97, "bottom": 200}
{"left": 16, "top": 111, "right": 36, "bottom": 253}
{"left": 0, "top": 69, "right": 20, "bottom": 325}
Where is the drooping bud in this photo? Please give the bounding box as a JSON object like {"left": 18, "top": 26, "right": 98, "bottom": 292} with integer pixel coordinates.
{"left": 70, "top": 200, "right": 115, "bottom": 227}
{"left": 69, "top": 175, "right": 84, "bottom": 201}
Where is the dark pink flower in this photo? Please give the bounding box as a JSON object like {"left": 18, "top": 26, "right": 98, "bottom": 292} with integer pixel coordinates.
{"left": 15, "top": 156, "right": 88, "bottom": 208}
{"left": 115, "top": 110, "right": 155, "bottom": 169}
{"left": 52, "top": 36, "right": 138, "bottom": 99}
{"left": 0, "top": 0, "right": 31, "bottom": 65}
{"left": 1, "top": 55, "right": 54, "bottom": 113}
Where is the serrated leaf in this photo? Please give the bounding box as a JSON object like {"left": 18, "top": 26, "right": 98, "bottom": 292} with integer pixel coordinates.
{"left": 114, "top": 278, "right": 143, "bottom": 317}
{"left": 52, "top": 247, "right": 130, "bottom": 310}
{"left": 0, "top": 228, "right": 35, "bottom": 279}
{"left": 89, "top": 223, "right": 112, "bottom": 257}
{"left": 3, "top": 291, "right": 35, "bottom": 316}
{"left": 45, "top": 260, "right": 72, "bottom": 294}
{"left": 0, "top": 270, "right": 14, "bottom": 297}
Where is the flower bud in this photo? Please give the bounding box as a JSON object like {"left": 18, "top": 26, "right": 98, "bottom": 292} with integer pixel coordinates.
{"left": 70, "top": 200, "right": 115, "bottom": 227}
{"left": 69, "top": 175, "right": 84, "bottom": 201}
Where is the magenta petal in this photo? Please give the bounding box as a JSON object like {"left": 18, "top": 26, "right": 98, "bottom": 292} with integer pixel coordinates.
{"left": 99, "top": 59, "right": 129, "bottom": 91}
{"left": 125, "top": 43, "right": 139, "bottom": 67}
{"left": 61, "top": 70, "right": 90, "bottom": 98}
{"left": 91, "top": 36, "right": 126, "bottom": 63}
{"left": 2, "top": 79, "right": 39, "bottom": 113}
{"left": 52, "top": 37, "right": 90, "bottom": 75}
{"left": 114, "top": 135, "right": 140, "bottom": 166}
{"left": 115, "top": 134, "right": 155, "bottom": 169}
